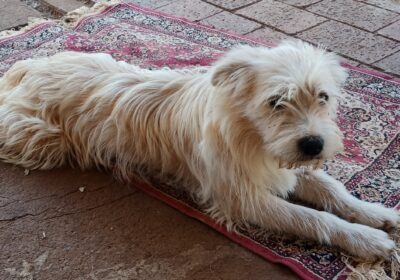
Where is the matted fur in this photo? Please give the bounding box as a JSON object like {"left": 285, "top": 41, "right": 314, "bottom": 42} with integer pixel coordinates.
{"left": 0, "top": 40, "right": 398, "bottom": 261}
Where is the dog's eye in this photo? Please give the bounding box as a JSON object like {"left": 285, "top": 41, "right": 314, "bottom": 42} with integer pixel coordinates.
{"left": 318, "top": 91, "right": 329, "bottom": 102}
{"left": 269, "top": 96, "right": 283, "bottom": 109}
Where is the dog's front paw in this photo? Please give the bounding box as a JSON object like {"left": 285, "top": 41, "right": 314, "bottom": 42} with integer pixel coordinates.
{"left": 339, "top": 224, "right": 395, "bottom": 261}
{"left": 348, "top": 203, "right": 399, "bottom": 231}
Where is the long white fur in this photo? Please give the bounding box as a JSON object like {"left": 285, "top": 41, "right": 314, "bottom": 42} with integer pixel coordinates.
{"left": 0, "top": 40, "right": 398, "bottom": 260}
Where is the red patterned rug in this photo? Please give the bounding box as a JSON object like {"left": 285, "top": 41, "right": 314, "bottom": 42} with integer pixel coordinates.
{"left": 0, "top": 2, "right": 399, "bottom": 279}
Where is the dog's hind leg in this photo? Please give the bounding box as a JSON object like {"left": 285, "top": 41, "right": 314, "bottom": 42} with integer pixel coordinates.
{"left": 0, "top": 108, "right": 66, "bottom": 169}
{"left": 293, "top": 169, "right": 400, "bottom": 231}
{"left": 0, "top": 59, "right": 42, "bottom": 104}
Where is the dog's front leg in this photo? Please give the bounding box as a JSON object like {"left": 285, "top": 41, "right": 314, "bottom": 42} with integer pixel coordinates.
{"left": 293, "top": 169, "right": 399, "bottom": 231}
{"left": 250, "top": 194, "right": 394, "bottom": 260}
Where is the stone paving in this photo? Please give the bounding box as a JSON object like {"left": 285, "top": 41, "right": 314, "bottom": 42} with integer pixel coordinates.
{"left": 1, "top": 0, "right": 399, "bottom": 75}
{"left": 0, "top": 1, "right": 399, "bottom": 279}
{"left": 152, "top": 0, "right": 400, "bottom": 76}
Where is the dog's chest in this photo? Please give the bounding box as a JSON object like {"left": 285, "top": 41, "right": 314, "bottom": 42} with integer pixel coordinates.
{"left": 266, "top": 169, "right": 298, "bottom": 198}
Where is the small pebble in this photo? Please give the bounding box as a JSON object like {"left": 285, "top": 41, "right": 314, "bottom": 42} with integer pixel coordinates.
{"left": 78, "top": 187, "right": 85, "bottom": 192}
{"left": 24, "top": 169, "right": 30, "bottom": 176}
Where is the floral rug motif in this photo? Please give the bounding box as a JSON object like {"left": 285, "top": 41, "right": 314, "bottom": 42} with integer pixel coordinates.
{"left": 0, "top": 2, "right": 399, "bottom": 280}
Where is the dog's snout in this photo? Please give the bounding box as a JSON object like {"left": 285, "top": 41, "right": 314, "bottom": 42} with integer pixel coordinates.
{"left": 298, "top": 136, "right": 324, "bottom": 156}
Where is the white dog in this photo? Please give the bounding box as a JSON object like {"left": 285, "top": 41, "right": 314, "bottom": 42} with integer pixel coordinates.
{"left": 0, "top": 41, "right": 398, "bottom": 260}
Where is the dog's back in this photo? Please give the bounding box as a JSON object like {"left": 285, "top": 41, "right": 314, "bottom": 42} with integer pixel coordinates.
{"left": 0, "top": 52, "right": 205, "bottom": 181}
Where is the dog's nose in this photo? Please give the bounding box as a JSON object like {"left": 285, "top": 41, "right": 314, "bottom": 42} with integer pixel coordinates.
{"left": 298, "top": 136, "right": 324, "bottom": 156}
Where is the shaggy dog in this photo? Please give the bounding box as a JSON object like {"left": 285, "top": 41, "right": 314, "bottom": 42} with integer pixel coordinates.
{"left": 0, "top": 41, "right": 398, "bottom": 260}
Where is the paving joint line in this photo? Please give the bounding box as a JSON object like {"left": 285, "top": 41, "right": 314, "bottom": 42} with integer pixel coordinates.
{"left": 357, "top": 0, "right": 400, "bottom": 14}
{"left": 201, "top": 0, "right": 263, "bottom": 13}
{"left": 304, "top": 6, "right": 400, "bottom": 34}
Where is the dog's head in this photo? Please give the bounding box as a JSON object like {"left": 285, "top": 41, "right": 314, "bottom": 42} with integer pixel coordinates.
{"left": 211, "top": 40, "right": 347, "bottom": 169}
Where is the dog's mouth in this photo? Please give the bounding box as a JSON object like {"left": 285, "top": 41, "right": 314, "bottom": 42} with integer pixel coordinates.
{"left": 278, "top": 158, "right": 324, "bottom": 170}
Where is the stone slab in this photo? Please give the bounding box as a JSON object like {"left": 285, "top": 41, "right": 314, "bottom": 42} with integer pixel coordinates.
{"left": 205, "top": 0, "right": 259, "bottom": 10}
{"left": 41, "top": 0, "right": 86, "bottom": 13}
{"left": 378, "top": 20, "right": 400, "bottom": 41}
{"left": 373, "top": 51, "right": 400, "bottom": 76}
{"left": 123, "top": 0, "right": 177, "bottom": 9}
{"left": 200, "top": 12, "right": 261, "bottom": 34}
{"left": 278, "top": 0, "right": 321, "bottom": 7}
{"left": 0, "top": 0, "right": 42, "bottom": 31}
{"left": 360, "top": 0, "right": 400, "bottom": 13}
{"left": 307, "top": 0, "right": 399, "bottom": 32}
{"left": 298, "top": 20, "right": 400, "bottom": 64}
{"left": 246, "top": 26, "right": 292, "bottom": 44}
{"left": 158, "top": 0, "right": 222, "bottom": 21}
{"left": 237, "top": 0, "right": 326, "bottom": 34}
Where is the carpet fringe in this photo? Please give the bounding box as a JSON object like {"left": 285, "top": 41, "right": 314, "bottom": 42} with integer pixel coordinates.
{"left": 0, "top": 0, "right": 114, "bottom": 40}
{"left": 62, "top": 0, "right": 122, "bottom": 28}
{"left": 0, "top": 18, "right": 53, "bottom": 40}
{"left": 343, "top": 229, "right": 400, "bottom": 280}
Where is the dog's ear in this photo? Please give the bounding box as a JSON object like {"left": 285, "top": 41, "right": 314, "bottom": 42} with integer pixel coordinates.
{"left": 211, "top": 61, "right": 254, "bottom": 87}
{"left": 211, "top": 61, "right": 258, "bottom": 98}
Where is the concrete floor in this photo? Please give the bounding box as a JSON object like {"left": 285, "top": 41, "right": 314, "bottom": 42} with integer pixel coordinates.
{"left": 0, "top": 163, "right": 297, "bottom": 279}
{"left": 0, "top": 0, "right": 399, "bottom": 279}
